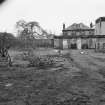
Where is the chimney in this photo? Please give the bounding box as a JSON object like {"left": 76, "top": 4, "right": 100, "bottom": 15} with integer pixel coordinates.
{"left": 90, "top": 22, "right": 93, "bottom": 28}
{"left": 63, "top": 23, "right": 65, "bottom": 30}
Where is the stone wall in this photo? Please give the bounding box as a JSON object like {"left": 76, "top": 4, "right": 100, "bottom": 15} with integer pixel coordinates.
{"left": 96, "top": 38, "right": 105, "bottom": 49}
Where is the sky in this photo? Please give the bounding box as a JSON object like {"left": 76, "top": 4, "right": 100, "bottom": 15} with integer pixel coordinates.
{"left": 0, "top": 0, "right": 104, "bottom": 35}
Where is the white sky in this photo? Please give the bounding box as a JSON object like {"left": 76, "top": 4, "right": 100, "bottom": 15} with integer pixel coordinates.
{"left": 0, "top": 0, "right": 104, "bottom": 35}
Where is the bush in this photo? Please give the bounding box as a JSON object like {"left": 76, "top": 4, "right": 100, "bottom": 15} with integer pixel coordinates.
{"left": 28, "top": 56, "right": 55, "bottom": 68}
{"left": 22, "top": 51, "right": 55, "bottom": 68}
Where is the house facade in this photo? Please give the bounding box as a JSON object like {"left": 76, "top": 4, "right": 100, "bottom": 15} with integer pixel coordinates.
{"left": 62, "top": 23, "right": 95, "bottom": 49}
{"left": 54, "top": 17, "right": 105, "bottom": 50}
{"left": 63, "top": 23, "right": 94, "bottom": 36}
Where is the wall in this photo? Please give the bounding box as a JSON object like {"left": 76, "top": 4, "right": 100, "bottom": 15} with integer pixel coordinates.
{"left": 95, "top": 22, "right": 100, "bottom": 35}
{"left": 63, "top": 39, "right": 68, "bottom": 49}
{"left": 54, "top": 39, "right": 60, "bottom": 48}
{"left": 96, "top": 38, "right": 105, "bottom": 49}
{"left": 95, "top": 21, "right": 105, "bottom": 35}
{"left": 77, "top": 38, "right": 81, "bottom": 49}
{"left": 65, "top": 30, "right": 94, "bottom": 36}
{"left": 101, "top": 22, "right": 105, "bottom": 35}
{"left": 88, "top": 38, "right": 96, "bottom": 49}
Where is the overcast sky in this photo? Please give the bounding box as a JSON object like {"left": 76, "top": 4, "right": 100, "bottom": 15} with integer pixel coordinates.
{"left": 0, "top": 0, "right": 104, "bottom": 35}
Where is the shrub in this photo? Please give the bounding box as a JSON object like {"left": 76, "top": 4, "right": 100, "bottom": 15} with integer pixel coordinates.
{"left": 23, "top": 51, "right": 55, "bottom": 68}
{"left": 28, "top": 56, "right": 55, "bottom": 67}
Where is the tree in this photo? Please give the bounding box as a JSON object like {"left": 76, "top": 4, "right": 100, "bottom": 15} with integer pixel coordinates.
{"left": 0, "top": 32, "right": 16, "bottom": 49}
{"left": 16, "top": 20, "right": 28, "bottom": 39}
{"left": 15, "top": 20, "right": 50, "bottom": 49}
{"left": 16, "top": 20, "right": 48, "bottom": 40}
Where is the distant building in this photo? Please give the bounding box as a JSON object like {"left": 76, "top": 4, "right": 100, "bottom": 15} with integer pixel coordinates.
{"left": 61, "top": 23, "right": 95, "bottom": 49}
{"left": 95, "top": 17, "right": 105, "bottom": 35}
{"left": 95, "top": 17, "right": 105, "bottom": 50}
{"left": 63, "top": 23, "right": 94, "bottom": 36}
{"left": 54, "top": 17, "right": 105, "bottom": 50}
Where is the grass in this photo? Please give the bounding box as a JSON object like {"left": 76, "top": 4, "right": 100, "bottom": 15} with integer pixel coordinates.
{"left": 0, "top": 49, "right": 105, "bottom": 105}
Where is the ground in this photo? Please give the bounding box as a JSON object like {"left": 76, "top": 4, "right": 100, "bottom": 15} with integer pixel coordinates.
{"left": 0, "top": 49, "right": 105, "bottom": 105}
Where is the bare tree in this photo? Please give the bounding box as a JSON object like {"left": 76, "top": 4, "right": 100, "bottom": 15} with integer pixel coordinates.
{"left": 16, "top": 20, "right": 48, "bottom": 40}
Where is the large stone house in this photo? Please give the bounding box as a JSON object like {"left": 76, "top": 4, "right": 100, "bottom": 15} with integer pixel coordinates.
{"left": 54, "top": 17, "right": 105, "bottom": 50}
{"left": 62, "top": 23, "right": 95, "bottom": 49}
{"left": 63, "top": 23, "right": 94, "bottom": 36}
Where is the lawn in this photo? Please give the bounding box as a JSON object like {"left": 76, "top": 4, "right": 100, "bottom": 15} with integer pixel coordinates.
{"left": 0, "top": 49, "right": 105, "bottom": 105}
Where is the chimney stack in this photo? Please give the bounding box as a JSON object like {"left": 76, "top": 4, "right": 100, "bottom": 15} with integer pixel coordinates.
{"left": 63, "top": 23, "right": 65, "bottom": 30}
{"left": 90, "top": 22, "right": 93, "bottom": 28}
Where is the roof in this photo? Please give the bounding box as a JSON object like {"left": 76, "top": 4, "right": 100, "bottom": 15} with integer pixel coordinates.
{"left": 96, "top": 17, "right": 105, "bottom": 23}
{"left": 64, "top": 23, "right": 90, "bottom": 31}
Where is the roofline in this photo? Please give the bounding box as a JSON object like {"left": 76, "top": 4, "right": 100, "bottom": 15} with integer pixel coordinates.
{"left": 54, "top": 35, "right": 105, "bottom": 39}
{"left": 96, "top": 17, "right": 105, "bottom": 23}
{"left": 62, "top": 29, "right": 95, "bottom": 32}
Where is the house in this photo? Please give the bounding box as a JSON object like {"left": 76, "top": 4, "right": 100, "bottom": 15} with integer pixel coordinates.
{"left": 63, "top": 23, "right": 94, "bottom": 36}
{"left": 54, "top": 17, "right": 105, "bottom": 50}
{"left": 62, "top": 23, "right": 95, "bottom": 49}
{"left": 95, "top": 17, "right": 105, "bottom": 50}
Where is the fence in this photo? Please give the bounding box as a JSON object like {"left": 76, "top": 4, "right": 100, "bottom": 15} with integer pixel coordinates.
{"left": 13, "top": 39, "right": 54, "bottom": 49}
